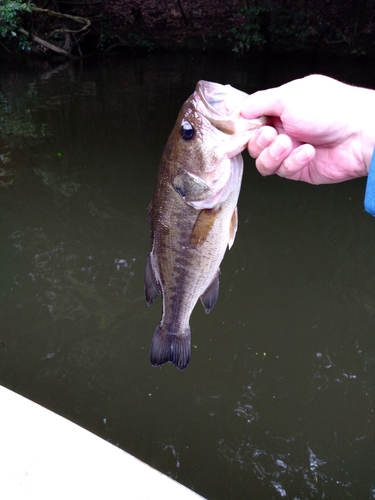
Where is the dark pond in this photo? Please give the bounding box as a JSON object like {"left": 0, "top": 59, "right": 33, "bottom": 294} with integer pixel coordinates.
{"left": 1, "top": 52, "right": 375, "bottom": 499}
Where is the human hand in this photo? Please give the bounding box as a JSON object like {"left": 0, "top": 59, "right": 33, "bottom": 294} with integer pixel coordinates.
{"left": 241, "top": 75, "right": 375, "bottom": 184}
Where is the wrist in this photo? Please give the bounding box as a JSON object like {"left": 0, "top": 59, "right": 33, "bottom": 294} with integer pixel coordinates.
{"left": 361, "top": 130, "right": 375, "bottom": 175}
{"left": 358, "top": 87, "right": 375, "bottom": 174}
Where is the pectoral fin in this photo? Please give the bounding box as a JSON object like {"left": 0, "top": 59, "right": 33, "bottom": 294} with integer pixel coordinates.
{"left": 144, "top": 255, "right": 159, "bottom": 306}
{"left": 190, "top": 208, "right": 220, "bottom": 248}
{"left": 200, "top": 271, "right": 220, "bottom": 314}
{"left": 228, "top": 206, "right": 238, "bottom": 249}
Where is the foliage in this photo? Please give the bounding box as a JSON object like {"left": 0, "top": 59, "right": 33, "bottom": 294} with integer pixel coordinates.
{"left": 1, "top": 0, "right": 375, "bottom": 57}
{"left": 97, "top": 13, "right": 113, "bottom": 49}
{"left": 266, "top": 8, "right": 318, "bottom": 53}
{"left": 230, "top": 4, "right": 319, "bottom": 54}
{"left": 230, "top": 6, "right": 267, "bottom": 54}
{"left": 229, "top": 1, "right": 374, "bottom": 56}
{"left": 0, "top": 0, "right": 33, "bottom": 51}
{"left": 127, "top": 32, "right": 154, "bottom": 51}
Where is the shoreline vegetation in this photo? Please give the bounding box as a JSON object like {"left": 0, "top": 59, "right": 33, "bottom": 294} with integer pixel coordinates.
{"left": 1, "top": 0, "right": 374, "bottom": 59}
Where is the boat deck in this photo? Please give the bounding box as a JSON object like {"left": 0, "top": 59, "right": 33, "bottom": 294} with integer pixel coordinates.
{"left": 0, "top": 385, "right": 205, "bottom": 499}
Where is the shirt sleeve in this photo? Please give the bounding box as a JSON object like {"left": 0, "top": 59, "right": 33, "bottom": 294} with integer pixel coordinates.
{"left": 364, "top": 147, "right": 375, "bottom": 216}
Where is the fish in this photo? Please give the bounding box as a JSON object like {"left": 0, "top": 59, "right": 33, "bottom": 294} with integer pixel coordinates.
{"left": 144, "top": 80, "right": 266, "bottom": 370}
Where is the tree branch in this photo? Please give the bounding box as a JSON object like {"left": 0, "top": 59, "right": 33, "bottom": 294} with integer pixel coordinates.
{"left": 30, "top": 6, "right": 91, "bottom": 34}
{"left": 16, "top": 7, "right": 92, "bottom": 57}
{"left": 18, "top": 27, "right": 74, "bottom": 58}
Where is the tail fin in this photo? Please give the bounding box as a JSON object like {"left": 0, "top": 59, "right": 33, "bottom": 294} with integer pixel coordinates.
{"left": 150, "top": 324, "right": 191, "bottom": 370}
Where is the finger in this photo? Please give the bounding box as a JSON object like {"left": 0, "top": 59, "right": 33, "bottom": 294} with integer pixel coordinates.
{"left": 255, "top": 134, "right": 293, "bottom": 176}
{"left": 247, "top": 126, "right": 278, "bottom": 158}
{"left": 275, "top": 144, "right": 316, "bottom": 180}
{"left": 241, "top": 87, "right": 285, "bottom": 120}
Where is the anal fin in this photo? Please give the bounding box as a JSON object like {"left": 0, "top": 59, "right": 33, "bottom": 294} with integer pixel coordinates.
{"left": 200, "top": 271, "right": 220, "bottom": 314}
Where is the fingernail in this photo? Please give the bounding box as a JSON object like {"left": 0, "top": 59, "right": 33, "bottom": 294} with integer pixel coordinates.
{"left": 270, "top": 136, "right": 289, "bottom": 160}
{"left": 295, "top": 146, "right": 314, "bottom": 164}
{"left": 256, "top": 127, "right": 275, "bottom": 149}
{"left": 257, "top": 133, "right": 271, "bottom": 149}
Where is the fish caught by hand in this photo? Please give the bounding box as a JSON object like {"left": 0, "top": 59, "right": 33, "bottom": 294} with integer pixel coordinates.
{"left": 145, "top": 80, "right": 266, "bottom": 370}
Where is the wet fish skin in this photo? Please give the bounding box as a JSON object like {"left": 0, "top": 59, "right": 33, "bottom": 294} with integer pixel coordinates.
{"left": 145, "top": 81, "right": 265, "bottom": 370}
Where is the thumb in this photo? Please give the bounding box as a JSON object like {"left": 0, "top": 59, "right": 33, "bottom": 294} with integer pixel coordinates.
{"left": 241, "top": 87, "right": 285, "bottom": 120}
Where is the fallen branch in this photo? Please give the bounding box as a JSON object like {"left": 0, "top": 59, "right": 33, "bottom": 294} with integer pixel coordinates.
{"left": 18, "top": 27, "right": 74, "bottom": 57}
{"left": 16, "top": 7, "right": 92, "bottom": 58}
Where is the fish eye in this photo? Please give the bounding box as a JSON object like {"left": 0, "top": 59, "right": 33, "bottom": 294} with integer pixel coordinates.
{"left": 180, "top": 121, "right": 195, "bottom": 141}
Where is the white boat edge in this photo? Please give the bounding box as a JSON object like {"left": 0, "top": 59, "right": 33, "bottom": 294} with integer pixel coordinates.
{"left": 0, "top": 384, "right": 206, "bottom": 499}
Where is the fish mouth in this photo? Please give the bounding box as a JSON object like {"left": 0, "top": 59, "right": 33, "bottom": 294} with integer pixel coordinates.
{"left": 195, "top": 80, "right": 267, "bottom": 135}
{"left": 195, "top": 81, "right": 240, "bottom": 118}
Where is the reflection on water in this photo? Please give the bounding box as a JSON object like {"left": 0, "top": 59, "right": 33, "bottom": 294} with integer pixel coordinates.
{"left": 1, "top": 54, "right": 375, "bottom": 499}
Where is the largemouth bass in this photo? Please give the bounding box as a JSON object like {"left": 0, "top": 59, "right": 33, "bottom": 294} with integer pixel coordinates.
{"left": 145, "top": 80, "right": 266, "bottom": 370}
